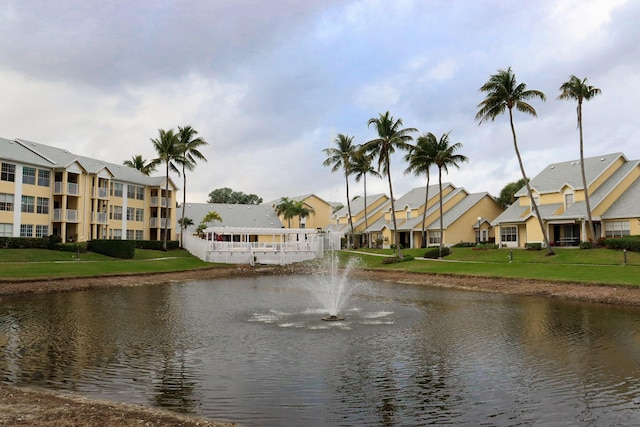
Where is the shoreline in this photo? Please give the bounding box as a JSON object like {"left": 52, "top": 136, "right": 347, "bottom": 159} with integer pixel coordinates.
{"left": 2, "top": 266, "right": 640, "bottom": 426}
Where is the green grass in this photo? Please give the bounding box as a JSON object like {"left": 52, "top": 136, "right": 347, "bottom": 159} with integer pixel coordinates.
{"left": 0, "top": 248, "right": 215, "bottom": 280}
{"left": 338, "top": 247, "right": 640, "bottom": 287}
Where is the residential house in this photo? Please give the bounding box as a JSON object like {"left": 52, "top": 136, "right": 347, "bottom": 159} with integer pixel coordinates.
{"left": 325, "top": 193, "right": 390, "bottom": 247}
{"left": 271, "top": 194, "right": 333, "bottom": 230}
{"left": 0, "top": 137, "right": 178, "bottom": 243}
{"left": 492, "top": 152, "right": 640, "bottom": 247}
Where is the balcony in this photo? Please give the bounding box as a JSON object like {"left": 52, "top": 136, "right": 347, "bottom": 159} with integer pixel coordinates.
{"left": 53, "top": 209, "right": 78, "bottom": 223}
{"left": 54, "top": 181, "right": 80, "bottom": 196}
{"left": 150, "top": 196, "right": 169, "bottom": 208}
{"left": 149, "top": 217, "right": 171, "bottom": 228}
{"left": 92, "top": 212, "right": 108, "bottom": 224}
{"left": 92, "top": 187, "right": 109, "bottom": 199}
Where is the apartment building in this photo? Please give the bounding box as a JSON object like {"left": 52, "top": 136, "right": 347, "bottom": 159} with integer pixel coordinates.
{"left": 0, "top": 137, "right": 177, "bottom": 243}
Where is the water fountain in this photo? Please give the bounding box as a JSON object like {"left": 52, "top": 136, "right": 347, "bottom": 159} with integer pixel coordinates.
{"left": 309, "top": 247, "right": 359, "bottom": 321}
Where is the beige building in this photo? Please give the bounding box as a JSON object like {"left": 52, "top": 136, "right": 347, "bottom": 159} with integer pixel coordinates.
{"left": 492, "top": 152, "right": 640, "bottom": 247}
{"left": 271, "top": 194, "right": 333, "bottom": 230}
{"left": 325, "top": 193, "right": 390, "bottom": 247}
{"left": 0, "top": 137, "right": 178, "bottom": 243}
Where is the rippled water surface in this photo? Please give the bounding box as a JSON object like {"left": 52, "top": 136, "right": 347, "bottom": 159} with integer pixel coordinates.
{"left": 1, "top": 276, "right": 640, "bottom": 426}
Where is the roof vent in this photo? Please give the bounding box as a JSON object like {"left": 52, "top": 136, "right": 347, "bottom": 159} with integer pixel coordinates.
{"left": 550, "top": 166, "right": 555, "bottom": 169}
{"left": 601, "top": 158, "right": 605, "bottom": 161}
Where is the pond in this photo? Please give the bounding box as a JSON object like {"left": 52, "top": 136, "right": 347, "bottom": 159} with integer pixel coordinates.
{"left": 1, "top": 275, "right": 640, "bottom": 426}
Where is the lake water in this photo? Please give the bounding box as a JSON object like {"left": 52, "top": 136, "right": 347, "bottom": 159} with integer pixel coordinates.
{"left": 1, "top": 275, "right": 639, "bottom": 426}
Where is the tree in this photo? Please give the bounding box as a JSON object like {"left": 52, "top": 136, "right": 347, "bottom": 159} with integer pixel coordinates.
{"left": 352, "top": 148, "right": 381, "bottom": 248}
{"left": 207, "top": 187, "right": 263, "bottom": 204}
{"left": 475, "top": 67, "right": 554, "bottom": 255}
{"left": 497, "top": 178, "right": 528, "bottom": 209}
{"left": 150, "top": 128, "right": 181, "bottom": 251}
{"left": 274, "top": 197, "right": 297, "bottom": 228}
{"left": 557, "top": 75, "right": 602, "bottom": 242}
{"left": 323, "top": 134, "right": 357, "bottom": 248}
{"left": 201, "top": 210, "right": 222, "bottom": 226}
{"left": 293, "top": 199, "right": 315, "bottom": 227}
{"left": 178, "top": 217, "right": 194, "bottom": 230}
{"left": 404, "top": 132, "right": 438, "bottom": 248}
{"left": 123, "top": 154, "right": 156, "bottom": 175}
{"left": 363, "top": 111, "right": 417, "bottom": 258}
{"left": 433, "top": 132, "right": 468, "bottom": 257}
{"left": 177, "top": 125, "right": 208, "bottom": 248}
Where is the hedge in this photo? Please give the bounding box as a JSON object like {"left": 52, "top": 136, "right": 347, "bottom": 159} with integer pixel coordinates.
{"left": 134, "top": 240, "right": 180, "bottom": 250}
{"left": 88, "top": 239, "right": 136, "bottom": 259}
{"left": 424, "top": 247, "right": 450, "bottom": 258}
{"left": 0, "top": 237, "right": 49, "bottom": 249}
{"left": 603, "top": 236, "right": 640, "bottom": 252}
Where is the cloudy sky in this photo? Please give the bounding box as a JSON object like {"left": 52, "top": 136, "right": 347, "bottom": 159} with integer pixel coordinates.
{"left": 1, "top": 0, "right": 638, "bottom": 205}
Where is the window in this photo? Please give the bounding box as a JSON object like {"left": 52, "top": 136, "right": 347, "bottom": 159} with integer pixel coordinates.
{"left": 0, "top": 193, "right": 14, "bottom": 211}
{"left": 135, "top": 208, "right": 144, "bottom": 222}
{"left": 406, "top": 210, "right": 412, "bottom": 220}
{"left": 111, "top": 182, "right": 123, "bottom": 197}
{"left": 127, "top": 185, "right": 136, "bottom": 199}
{"left": 127, "top": 207, "right": 135, "bottom": 221}
{"left": 605, "top": 221, "right": 630, "bottom": 238}
{"left": 500, "top": 226, "right": 517, "bottom": 242}
{"left": 20, "top": 224, "right": 33, "bottom": 237}
{"left": 37, "top": 197, "right": 49, "bottom": 214}
{"left": 36, "top": 225, "right": 49, "bottom": 237}
{"left": 126, "top": 229, "right": 135, "bottom": 240}
{"left": 429, "top": 231, "right": 441, "bottom": 244}
{"left": 22, "top": 167, "right": 36, "bottom": 185}
{"left": 135, "top": 230, "right": 144, "bottom": 240}
{"left": 111, "top": 229, "right": 122, "bottom": 240}
{"left": 21, "top": 195, "right": 35, "bottom": 213}
{"left": 38, "top": 169, "right": 50, "bottom": 187}
{"left": 112, "top": 206, "right": 123, "bottom": 220}
{"left": 136, "top": 186, "right": 144, "bottom": 200}
{"left": 0, "top": 223, "right": 12, "bottom": 237}
{"left": 564, "top": 193, "right": 574, "bottom": 208}
{"left": 1, "top": 163, "right": 16, "bottom": 182}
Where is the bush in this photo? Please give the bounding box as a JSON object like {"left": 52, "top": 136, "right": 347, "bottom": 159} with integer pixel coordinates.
{"left": 0, "top": 237, "right": 49, "bottom": 249}
{"left": 452, "top": 242, "right": 476, "bottom": 248}
{"left": 382, "top": 256, "right": 401, "bottom": 264}
{"left": 424, "top": 247, "right": 450, "bottom": 259}
{"left": 88, "top": 239, "right": 136, "bottom": 259}
{"left": 579, "top": 241, "right": 593, "bottom": 249}
{"left": 475, "top": 243, "right": 499, "bottom": 250}
{"left": 525, "top": 243, "right": 542, "bottom": 251}
{"left": 602, "top": 236, "right": 640, "bottom": 252}
{"left": 134, "top": 240, "right": 180, "bottom": 250}
{"left": 58, "top": 242, "right": 88, "bottom": 253}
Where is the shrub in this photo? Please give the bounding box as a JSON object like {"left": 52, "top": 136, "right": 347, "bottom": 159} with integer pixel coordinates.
{"left": 88, "top": 239, "right": 136, "bottom": 259}
{"left": 0, "top": 237, "right": 49, "bottom": 249}
{"left": 424, "top": 247, "right": 450, "bottom": 259}
{"left": 525, "top": 243, "right": 542, "bottom": 251}
{"left": 382, "top": 256, "right": 400, "bottom": 264}
{"left": 134, "top": 240, "right": 180, "bottom": 250}
{"left": 58, "top": 242, "right": 88, "bottom": 253}
{"left": 475, "top": 243, "right": 499, "bottom": 250}
{"left": 603, "top": 236, "right": 640, "bottom": 252}
{"left": 579, "top": 241, "right": 593, "bottom": 249}
{"left": 452, "top": 242, "right": 476, "bottom": 248}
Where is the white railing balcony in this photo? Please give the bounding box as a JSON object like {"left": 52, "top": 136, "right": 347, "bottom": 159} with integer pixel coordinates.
{"left": 150, "top": 197, "right": 169, "bottom": 207}
{"left": 92, "top": 212, "right": 108, "bottom": 224}
{"left": 149, "top": 217, "right": 170, "bottom": 228}
{"left": 53, "top": 181, "right": 79, "bottom": 196}
{"left": 53, "top": 209, "right": 78, "bottom": 222}
{"left": 92, "top": 187, "right": 109, "bottom": 199}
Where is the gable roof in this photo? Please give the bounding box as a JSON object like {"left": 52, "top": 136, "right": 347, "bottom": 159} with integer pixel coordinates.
{"left": 394, "top": 183, "right": 452, "bottom": 210}
{"left": 426, "top": 192, "right": 488, "bottom": 230}
{"left": 334, "top": 193, "right": 388, "bottom": 217}
{"left": 182, "top": 203, "right": 285, "bottom": 230}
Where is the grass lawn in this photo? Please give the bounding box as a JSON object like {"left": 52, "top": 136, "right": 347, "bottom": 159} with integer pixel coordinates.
{"left": 338, "top": 247, "right": 640, "bottom": 287}
{"left": 0, "top": 248, "right": 216, "bottom": 280}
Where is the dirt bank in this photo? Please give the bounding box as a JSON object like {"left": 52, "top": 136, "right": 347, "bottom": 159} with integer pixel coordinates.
{"left": 1, "top": 266, "right": 640, "bottom": 426}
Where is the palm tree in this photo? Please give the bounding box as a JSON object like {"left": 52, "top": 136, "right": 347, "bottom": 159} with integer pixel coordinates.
{"left": 123, "top": 154, "right": 156, "bottom": 175}
{"left": 293, "top": 200, "right": 315, "bottom": 228}
{"left": 475, "top": 67, "right": 554, "bottom": 255}
{"left": 557, "top": 75, "right": 602, "bottom": 242}
{"left": 150, "top": 128, "right": 181, "bottom": 251}
{"left": 433, "top": 132, "right": 468, "bottom": 257}
{"left": 177, "top": 125, "right": 208, "bottom": 248}
{"left": 363, "top": 111, "right": 417, "bottom": 258}
{"left": 352, "top": 148, "right": 381, "bottom": 248}
{"left": 323, "top": 134, "right": 357, "bottom": 248}
{"left": 404, "top": 132, "right": 438, "bottom": 248}
{"left": 274, "top": 197, "right": 297, "bottom": 228}
{"left": 201, "top": 210, "right": 222, "bottom": 226}
{"left": 178, "top": 216, "right": 194, "bottom": 230}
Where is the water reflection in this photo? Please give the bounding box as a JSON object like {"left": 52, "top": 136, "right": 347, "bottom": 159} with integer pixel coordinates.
{"left": 1, "top": 276, "right": 640, "bottom": 426}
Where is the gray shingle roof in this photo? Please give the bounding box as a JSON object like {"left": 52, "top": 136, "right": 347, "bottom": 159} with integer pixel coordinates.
{"left": 602, "top": 176, "right": 640, "bottom": 219}
{"left": 395, "top": 183, "right": 451, "bottom": 209}
{"left": 181, "top": 203, "right": 284, "bottom": 232}
{"left": 426, "top": 192, "right": 487, "bottom": 230}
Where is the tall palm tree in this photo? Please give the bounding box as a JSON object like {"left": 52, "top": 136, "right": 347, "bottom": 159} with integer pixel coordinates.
{"left": 557, "top": 75, "right": 602, "bottom": 242}
{"left": 404, "top": 132, "right": 438, "bottom": 248}
{"left": 475, "top": 67, "right": 554, "bottom": 255}
{"left": 433, "top": 132, "right": 468, "bottom": 257}
{"left": 177, "top": 125, "right": 208, "bottom": 248}
{"left": 323, "top": 134, "right": 357, "bottom": 248}
{"left": 293, "top": 200, "right": 315, "bottom": 227}
{"left": 363, "top": 111, "right": 417, "bottom": 258}
{"left": 123, "top": 154, "right": 156, "bottom": 175}
{"left": 274, "top": 197, "right": 297, "bottom": 228}
{"left": 352, "top": 148, "right": 381, "bottom": 248}
{"left": 150, "top": 128, "right": 181, "bottom": 251}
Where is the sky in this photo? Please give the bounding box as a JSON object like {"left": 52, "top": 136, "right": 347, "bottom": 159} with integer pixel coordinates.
{"left": 1, "top": 0, "right": 638, "bottom": 206}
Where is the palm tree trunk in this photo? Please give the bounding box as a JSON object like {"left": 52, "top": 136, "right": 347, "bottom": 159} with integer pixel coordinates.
{"left": 345, "top": 173, "right": 356, "bottom": 249}
{"left": 387, "top": 158, "right": 402, "bottom": 259}
{"left": 163, "top": 162, "right": 169, "bottom": 251}
{"left": 181, "top": 166, "right": 186, "bottom": 249}
{"left": 363, "top": 175, "right": 369, "bottom": 248}
{"left": 578, "top": 102, "right": 596, "bottom": 242}
{"left": 438, "top": 168, "right": 444, "bottom": 258}
{"left": 509, "top": 109, "right": 554, "bottom": 255}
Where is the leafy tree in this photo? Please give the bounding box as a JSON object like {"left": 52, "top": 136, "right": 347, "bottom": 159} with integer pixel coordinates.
{"left": 475, "top": 67, "right": 553, "bottom": 255}
{"left": 150, "top": 128, "right": 181, "bottom": 251}
{"left": 404, "top": 132, "right": 438, "bottom": 248}
{"left": 363, "top": 111, "right": 416, "bottom": 258}
{"left": 177, "top": 125, "right": 208, "bottom": 247}
{"left": 497, "top": 178, "right": 528, "bottom": 209}
{"left": 207, "top": 187, "right": 263, "bottom": 204}
{"left": 352, "top": 148, "right": 381, "bottom": 247}
{"left": 123, "top": 154, "right": 157, "bottom": 175}
{"left": 433, "top": 132, "right": 468, "bottom": 257}
{"left": 323, "top": 133, "right": 357, "bottom": 248}
{"left": 557, "top": 75, "right": 602, "bottom": 242}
